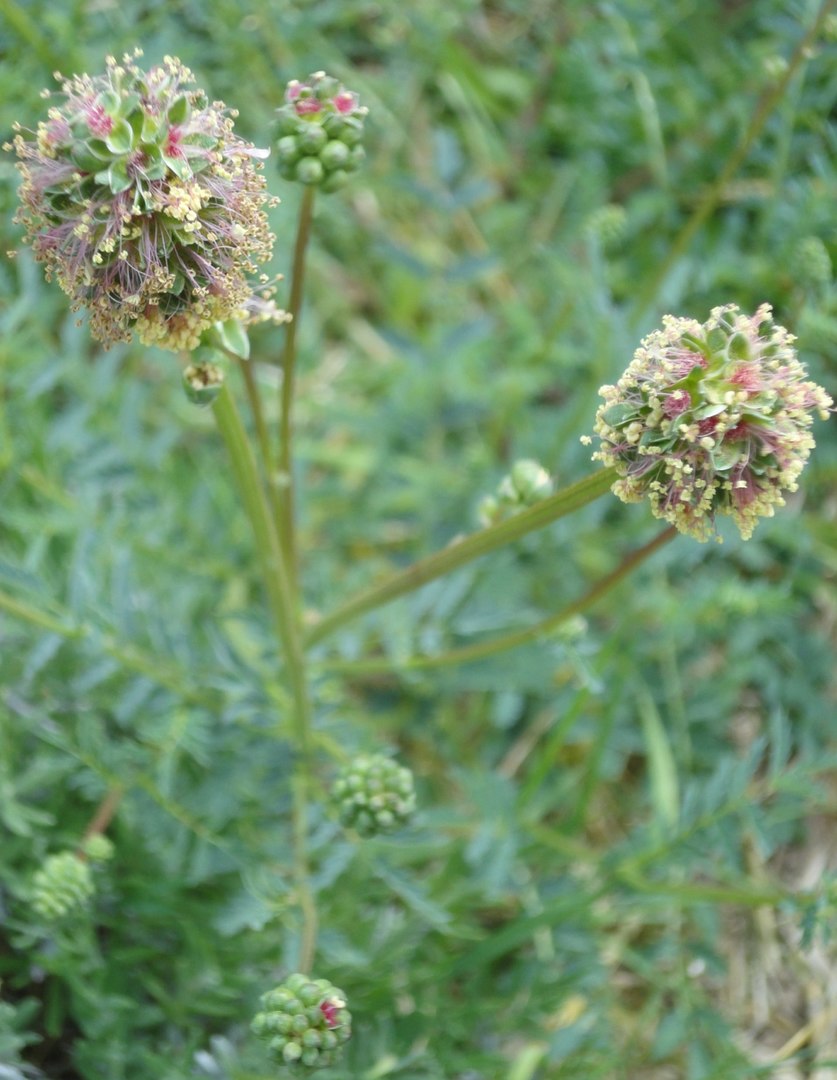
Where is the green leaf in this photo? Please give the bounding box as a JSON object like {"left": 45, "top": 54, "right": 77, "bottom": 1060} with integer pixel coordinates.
{"left": 638, "top": 688, "right": 679, "bottom": 832}
{"left": 71, "top": 143, "right": 107, "bottom": 173}
{"left": 710, "top": 441, "right": 744, "bottom": 472}
{"left": 372, "top": 862, "right": 451, "bottom": 929}
{"left": 727, "top": 332, "right": 750, "bottom": 361}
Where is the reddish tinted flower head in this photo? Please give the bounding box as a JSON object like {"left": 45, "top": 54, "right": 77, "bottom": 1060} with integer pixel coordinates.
{"left": 590, "top": 304, "right": 832, "bottom": 541}
{"left": 9, "top": 51, "right": 277, "bottom": 350}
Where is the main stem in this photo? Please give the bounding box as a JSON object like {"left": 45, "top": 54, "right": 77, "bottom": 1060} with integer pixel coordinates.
{"left": 212, "top": 385, "right": 317, "bottom": 972}
{"left": 278, "top": 186, "right": 316, "bottom": 576}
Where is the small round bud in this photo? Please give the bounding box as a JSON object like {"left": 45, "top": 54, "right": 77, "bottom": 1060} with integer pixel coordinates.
{"left": 276, "top": 135, "right": 301, "bottom": 165}
{"left": 320, "top": 140, "right": 350, "bottom": 171}
{"left": 283, "top": 1041, "right": 303, "bottom": 1064}
{"left": 585, "top": 204, "right": 627, "bottom": 249}
{"left": 508, "top": 459, "right": 554, "bottom": 503}
{"left": 295, "top": 157, "right": 324, "bottom": 186}
{"left": 298, "top": 125, "right": 328, "bottom": 155}
{"left": 252, "top": 975, "right": 351, "bottom": 1070}
{"left": 333, "top": 117, "right": 364, "bottom": 147}
{"left": 183, "top": 359, "right": 224, "bottom": 406}
{"left": 321, "top": 169, "right": 350, "bottom": 194}
{"left": 81, "top": 835, "right": 115, "bottom": 862}
{"left": 331, "top": 754, "right": 416, "bottom": 838}
{"left": 31, "top": 852, "right": 95, "bottom": 921}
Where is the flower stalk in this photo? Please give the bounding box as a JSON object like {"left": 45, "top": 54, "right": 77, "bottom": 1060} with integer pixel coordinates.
{"left": 305, "top": 466, "right": 618, "bottom": 648}
{"left": 278, "top": 185, "right": 316, "bottom": 575}
{"left": 316, "top": 526, "right": 676, "bottom": 674}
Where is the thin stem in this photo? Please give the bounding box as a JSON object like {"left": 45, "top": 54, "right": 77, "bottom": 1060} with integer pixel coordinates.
{"left": 231, "top": 351, "right": 286, "bottom": 530}
{"left": 305, "top": 466, "right": 618, "bottom": 648}
{"left": 616, "top": 863, "right": 788, "bottom": 908}
{"left": 236, "top": 353, "right": 273, "bottom": 474}
{"left": 292, "top": 774, "right": 318, "bottom": 973}
{"left": 212, "top": 385, "right": 318, "bottom": 970}
{"left": 278, "top": 186, "right": 316, "bottom": 573}
{"left": 318, "top": 525, "right": 676, "bottom": 674}
{"left": 0, "top": 589, "right": 214, "bottom": 704}
{"left": 0, "top": 589, "right": 84, "bottom": 640}
{"left": 630, "top": 0, "right": 837, "bottom": 325}
{"left": 79, "top": 787, "right": 124, "bottom": 853}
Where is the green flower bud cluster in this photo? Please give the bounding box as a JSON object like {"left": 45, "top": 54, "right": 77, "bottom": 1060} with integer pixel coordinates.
{"left": 331, "top": 754, "right": 416, "bottom": 838}
{"left": 585, "top": 203, "right": 627, "bottom": 249}
{"left": 252, "top": 974, "right": 351, "bottom": 1069}
{"left": 31, "top": 852, "right": 95, "bottom": 921}
{"left": 81, "top": 834, "right": 115, "bottom": 862}
{"left": 275, "top": 71, "right": 367, "bottom": 192}
{"left": 478, "top": 459, "right": 554, "bottom": 526}
{"left": 790, "top": 236, "right": 832, "bottom": 289}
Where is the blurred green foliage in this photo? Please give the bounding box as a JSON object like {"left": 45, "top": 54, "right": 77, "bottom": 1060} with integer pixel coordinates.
{"left": 0, "top": 1, "right": 835, "bottom": 1077}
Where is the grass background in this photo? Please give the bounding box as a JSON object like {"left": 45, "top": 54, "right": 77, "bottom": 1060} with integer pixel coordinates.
{"left": 0, "top": 1, "right": 836, "bottom": 1077}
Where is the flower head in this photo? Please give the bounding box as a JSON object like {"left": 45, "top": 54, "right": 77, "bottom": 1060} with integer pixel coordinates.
{"left": 331, "top": 754, "right": 416, "bottom": 838}
{"left": 252, "top": 973, "right": 351, "bottom": 1069}
{"left": 275, "top": 71, "right": 367, "bottom": 192}
{"left": 31, "top": 851, "right": 94, "bottom": 920}
{"left": 591, "top": 304, "right": 832, "bottom": 541}
{"left": 9, "top": 51, "right": 276, "bottom": 349}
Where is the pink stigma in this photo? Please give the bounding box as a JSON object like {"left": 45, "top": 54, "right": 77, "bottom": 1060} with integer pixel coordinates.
{"left": 295, "top": 98, "right": 322, "bottom": 115}
{"left": 165, "top": 126, "right": 184, "bottom": 158}
{"left": 320, "top": 999, "right": 341, "bottom": 1028}
{"left": 663, "top": 390, "right": 690, "bottom": 418}
{"left": 333, "top": 91, "right": 356, "bottom": 114}
{"left": 85, "top": 102, "right": 113, "bottom": 137}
